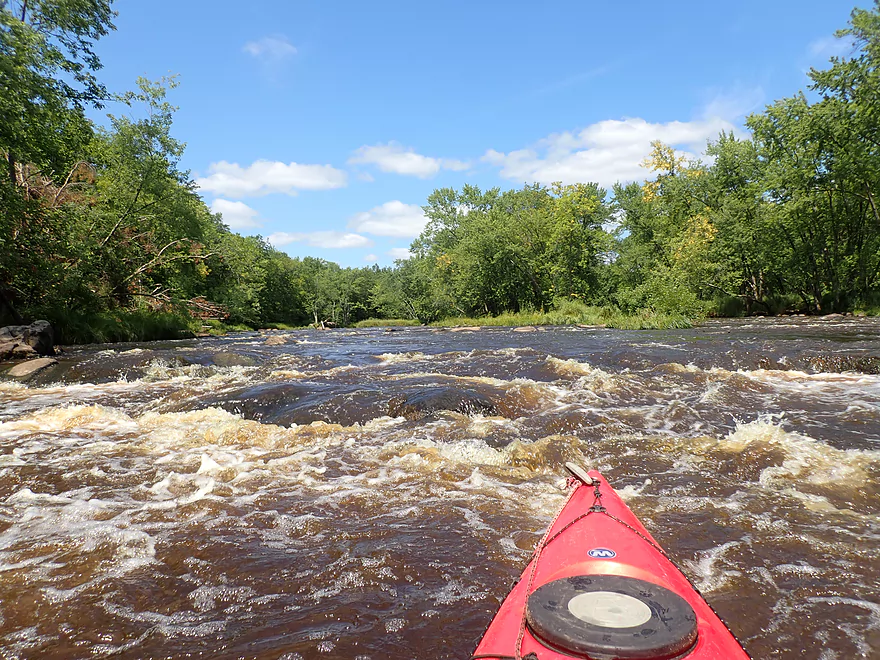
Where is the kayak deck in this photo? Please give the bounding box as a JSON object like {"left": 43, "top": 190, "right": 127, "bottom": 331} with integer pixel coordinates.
{"left": 472, "top": 467, "right": 750, "bottom": 659}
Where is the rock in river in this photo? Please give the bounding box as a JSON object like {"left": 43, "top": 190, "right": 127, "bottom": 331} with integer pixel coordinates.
{"left": 388, "top": 387, "right": 498, "bottom": 420}
{"left": 212, "top": 351, "right": 259, "bottom": 367}
{"left": 7, "top": 357, "right": 58, "bottom": 378}
{"left": 0, "top": 320, "right": 55, "bottom": 360}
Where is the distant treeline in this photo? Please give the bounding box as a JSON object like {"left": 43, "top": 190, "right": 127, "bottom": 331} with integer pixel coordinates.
{"left": 2, "top": 2, "right": 880, "bottom": 342}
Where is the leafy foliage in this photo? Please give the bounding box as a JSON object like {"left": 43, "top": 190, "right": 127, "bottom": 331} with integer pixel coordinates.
{"left": 4, "top": 2, "right": 880, "bottom": 340}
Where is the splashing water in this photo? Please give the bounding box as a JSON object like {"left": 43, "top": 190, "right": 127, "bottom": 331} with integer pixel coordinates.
{"left": 0, "top": 318, "right": 879, "bottom": 659}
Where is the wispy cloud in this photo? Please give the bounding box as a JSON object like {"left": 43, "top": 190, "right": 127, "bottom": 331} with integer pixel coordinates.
{"left": 527, "top": 65, "right": 612, "bottom": 99}
{"left": 348, "top": 201, "right": 428, "bottom": 238}
{"left": 387, "top": 247, "right": 412, "bottom": 261}
{"left": 349, "top": 142, "right": 468, "bottom": 179}
{"left": 809, "top": 34, "right": 855, "bottom": 58}
{"left": 267, "top": 231, "right": 372, "bottom": 249}
{"left": 700, "top": 85, "right": 765, "bottom": 122}
{"left": 210, "top": 199, "right": 261, "bottom": 229}
{"left": 243, "top": 35, "right": 298, "bottom": 61}
{"left": 197, "top": 160, "right": 347, "bottom": 198}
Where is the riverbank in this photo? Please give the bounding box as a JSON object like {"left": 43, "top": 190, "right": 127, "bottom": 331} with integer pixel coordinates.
{"left": 13, "top": 303, "right": 879, "bottom": 349}
{"left": 354, "top": 302, "right": 693, "bottom": 330}
{"left": 37, "top": 309, "right": 201, "bottom": 345}
{"left": 428, "top": 306, "right": 693, "bottom": 330}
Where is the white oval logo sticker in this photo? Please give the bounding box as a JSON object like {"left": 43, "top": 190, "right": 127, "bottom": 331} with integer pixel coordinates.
{"left": 588, "top": 547, "right": 617, "bottom": 559}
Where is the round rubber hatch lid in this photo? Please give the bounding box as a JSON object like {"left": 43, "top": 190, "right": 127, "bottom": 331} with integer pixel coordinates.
{"left": 525, "top": 574, "right": 698, "bottom": 659}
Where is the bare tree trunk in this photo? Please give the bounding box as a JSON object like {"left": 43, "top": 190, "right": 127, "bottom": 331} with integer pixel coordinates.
{"left": 7, "top": 151, "right": 17, "bottom": 186}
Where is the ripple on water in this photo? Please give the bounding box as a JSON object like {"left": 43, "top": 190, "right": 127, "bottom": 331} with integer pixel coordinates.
{"left": 1, "top": 322, "right": 879, "bottom": 658}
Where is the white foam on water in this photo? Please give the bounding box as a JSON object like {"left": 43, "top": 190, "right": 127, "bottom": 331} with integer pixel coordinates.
{"left": 614, "top": 478, "right": 653, "bottom": 501}
{"left": 721, "top": 416, "right": 880, "bottom": 489}
{"left": 781, "top": 489, "right": 865, "bottom": 516}
{"left": 145, "top": 472, "right": 216, "bottom": 509}
{"left": 774, "top": 562, "right": 823, "bottom": 576}
{"left": 546, "top": 356, "right": 593, "bottom": 376}
{"left": 384, "top": 617, "right": 406, "bottom": 633}
{"left": 0, "top": 491, "right": 158, "bottom": 589}
{"left": 269, "top": 368, "right": 310, "bottom": 379}
{"left": 808, "top": 597, "right": 880, "bottom": 653}
{"left": 101, "top": 601, "right": 227, "bottom": 638}
{"left": 0, "top": 626, "right": 57, "bottom": 657}
{"left": 186, "top": 584, "right": 261, "bottom": 612}
{"left": 431, "top": 578, "right": 488, "bottom": 605}
{"left": 5, "top": 488, "right": 74, "bottom": 505}
{"left": 458, "top": 505, "right": 492, "bottom": 533}
{"left": 2, "top": 326, "right": 880, "bottom": 658}
{"left": 376, "top": 351, "right": 428, "bottom": 364}
{"left": 0, "top": 404, "right": 138, "bottom": 436}
{"left": 681, "top": 540, "right": 743, "bottom": 592}
{"left": 697, "top": 380, "right": 724, "bottom": 403}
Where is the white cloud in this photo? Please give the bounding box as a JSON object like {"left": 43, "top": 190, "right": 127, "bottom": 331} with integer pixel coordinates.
{"left": 482, "top": 116, "right": 736, "bottom": 188}
{"left": 363, "top": 254, "right": 378, "bottom": 263}
{"left": 243, "top": 35, "right": 297, "bottom": 61}
{"left": 387, "top": 247, "right": 412, "bottom": 261}
{"left": 210, "top": 198, "right": 261, "bottom": 229}
{"left": 348, "top": 200, "right": 428, "bottom": 238}
{"left": 268, "top": 231, "right": 372, "bottom": 249}
{"left": 349, "top": 142, "right": 468, "bottom": 178}
{"left": 197, "top": 160, "right": 347, "bottom": 198}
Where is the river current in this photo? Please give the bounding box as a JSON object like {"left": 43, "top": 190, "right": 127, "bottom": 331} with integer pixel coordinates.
{"left": 1, "top": 318, "right": 878, "bottom": 659}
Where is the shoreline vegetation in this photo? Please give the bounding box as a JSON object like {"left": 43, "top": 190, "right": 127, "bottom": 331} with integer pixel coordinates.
{"left": 33, "top": 301, "right": 876, "bottom": 349}
{"left": 4, "top": 4, "right": 880, "bottom": 347}
{"left": 32, "top": 303, "right": 697, "bottom": 347}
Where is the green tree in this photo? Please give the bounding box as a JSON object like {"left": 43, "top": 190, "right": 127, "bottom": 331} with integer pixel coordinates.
{"left": 0, "top": 0, "right": 115, "bottom": 185}
{"left": 83, "top": 77, "right": 216, "bottom": 308}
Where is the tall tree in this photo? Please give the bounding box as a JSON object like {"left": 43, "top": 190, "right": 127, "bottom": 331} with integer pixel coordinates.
{"left": 0, "top": 0, "right": 116, "bottom": 185}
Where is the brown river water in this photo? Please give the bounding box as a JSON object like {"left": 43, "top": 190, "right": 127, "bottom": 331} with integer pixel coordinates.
{"left": 1, "top": 318, "right": 879, "bottom": 659}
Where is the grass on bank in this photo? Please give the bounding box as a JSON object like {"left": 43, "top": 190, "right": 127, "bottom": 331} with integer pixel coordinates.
{"left": 261, "top": 322, "right": 301, "bottom": 331}
{"left": 38, "top": 309, "right": 201, "bottom": 345}
{"left": 430, "top": 300, "right": 694, "bottom": 330}
{"left": 201, "top": 319, "right": 257, "bottom": 336}
{"left": 353, "top": 318, "right": 423, "bottom": 328}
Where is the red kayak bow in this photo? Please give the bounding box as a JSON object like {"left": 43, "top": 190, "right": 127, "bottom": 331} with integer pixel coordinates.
{"left": 472, "top": 464, "right": 750, "bottom": 660}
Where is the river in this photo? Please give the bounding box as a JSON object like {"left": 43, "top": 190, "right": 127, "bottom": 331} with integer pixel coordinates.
{"left": 0, "top": 318, "right": 878, "bottom": 659}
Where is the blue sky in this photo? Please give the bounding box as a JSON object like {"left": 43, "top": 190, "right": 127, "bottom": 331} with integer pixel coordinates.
{"left": 92, "top": 0, "right": 861, "bottom": 267}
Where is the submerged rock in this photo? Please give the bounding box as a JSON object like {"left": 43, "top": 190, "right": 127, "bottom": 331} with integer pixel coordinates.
{"left": 388, "top": 387, "right": 497, "bottom": 420}
{"left": 212, "top": 351, "right": 258, "bottom": 367}
{"left": 7, "top": 357, "right": 58, "bottom": 378}
{"left": 806, "top": 354, "right": 880, "bottom": 374}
